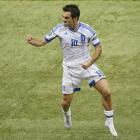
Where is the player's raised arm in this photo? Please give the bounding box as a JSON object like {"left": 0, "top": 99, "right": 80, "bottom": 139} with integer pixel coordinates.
{"left": 26, "top": 34, "right": 47, "bottom": 47}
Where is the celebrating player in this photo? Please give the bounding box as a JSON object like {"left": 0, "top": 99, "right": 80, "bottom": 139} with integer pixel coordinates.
{"left": 26, "top": 4, "right": 117, "bottom": 137}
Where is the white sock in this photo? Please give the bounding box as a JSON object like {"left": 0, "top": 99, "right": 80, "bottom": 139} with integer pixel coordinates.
{"left": 104, "top": 110, "right": 114, "bottom": 122}
{"left": 62, "top": 108, "right": 71, "bottom": 117}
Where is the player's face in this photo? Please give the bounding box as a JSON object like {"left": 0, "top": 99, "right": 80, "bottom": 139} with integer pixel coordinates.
{"left": 62, "top": 12, "right": 76, "bottom": 28}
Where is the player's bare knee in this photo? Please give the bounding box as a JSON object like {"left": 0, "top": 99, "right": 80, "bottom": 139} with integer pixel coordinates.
{"left": 102, "top": 89, "right": 111, "bottom": 98}
{"left": 61, "top": 99, "right": 71, "bottom": 109}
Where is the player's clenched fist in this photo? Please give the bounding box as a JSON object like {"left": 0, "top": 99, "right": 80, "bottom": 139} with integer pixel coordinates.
{"left": 26, "top": 34, "right": 46, "bottom": 47}
{"left": 26, "top": 34, "right": 33, "bottom": 42}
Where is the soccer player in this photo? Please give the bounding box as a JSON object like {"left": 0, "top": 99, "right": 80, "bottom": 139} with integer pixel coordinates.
{"left": 26, "top": 4, "right": 117, "bottom": 137}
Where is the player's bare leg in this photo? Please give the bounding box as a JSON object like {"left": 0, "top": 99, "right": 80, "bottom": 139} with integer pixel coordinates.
{"left": 94, "top": 79, "right": 117, "bottom": 137}
{"left": 61, "top": 94, "right": 73, "bottom": 129}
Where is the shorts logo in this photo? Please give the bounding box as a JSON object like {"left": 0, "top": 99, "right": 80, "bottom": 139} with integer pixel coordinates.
{"left": 96, "top": 70, "right": 104, "bottom": 77}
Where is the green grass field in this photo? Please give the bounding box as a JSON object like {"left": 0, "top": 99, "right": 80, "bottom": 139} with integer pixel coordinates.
{"left": 0, "top": 0, "right": 140, "bottom": 140}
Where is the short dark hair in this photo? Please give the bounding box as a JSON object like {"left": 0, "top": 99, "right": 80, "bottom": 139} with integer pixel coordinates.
{"left": 63, "top": 4, "right": 80, "bottom": 20}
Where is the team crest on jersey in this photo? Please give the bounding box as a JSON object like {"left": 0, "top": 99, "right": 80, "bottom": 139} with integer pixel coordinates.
{"left": 80, "top": 34, "right": 85, "bottom": 43}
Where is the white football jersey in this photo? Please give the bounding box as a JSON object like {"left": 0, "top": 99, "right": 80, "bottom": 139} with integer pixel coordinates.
{"left": 44, "top": 22, "right": 100, "bottom": 66}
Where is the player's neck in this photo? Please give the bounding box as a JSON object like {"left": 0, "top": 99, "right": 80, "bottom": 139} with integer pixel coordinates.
{"left": 70, "top": 21, "right": 79, "bottom": 31}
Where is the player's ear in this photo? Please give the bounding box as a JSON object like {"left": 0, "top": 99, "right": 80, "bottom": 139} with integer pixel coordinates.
{"left": 76, "top": 16, "right": 79, "bottom": 21}
{"left": 73, "top": 17, "right": 78, "bottom": 21}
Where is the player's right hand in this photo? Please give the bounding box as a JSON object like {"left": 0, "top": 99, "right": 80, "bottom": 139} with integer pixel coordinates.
{"left": 26, "top": 34, "right": 33, "bottom": 42}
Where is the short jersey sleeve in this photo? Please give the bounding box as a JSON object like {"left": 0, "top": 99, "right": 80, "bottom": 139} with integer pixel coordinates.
{"left": 88, "top": 27, "right": 101, "bottom": 47}
{"left": 90, "top": 34, "right": 100, "bottom": 47}
{"left": 44, "top": 30, "right": 57, "bottom": 43}
{"left": 44, "top": 23, "right": 63, "bottom": 43}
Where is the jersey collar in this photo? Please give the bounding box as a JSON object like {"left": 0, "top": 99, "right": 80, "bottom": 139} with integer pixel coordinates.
{"left": 68, "top": 21, "right": 81, "bottom": 32}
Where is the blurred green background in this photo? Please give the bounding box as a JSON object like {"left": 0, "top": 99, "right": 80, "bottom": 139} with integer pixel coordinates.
{"left": 0, "top": 0, "right": 140, "bottom": 140}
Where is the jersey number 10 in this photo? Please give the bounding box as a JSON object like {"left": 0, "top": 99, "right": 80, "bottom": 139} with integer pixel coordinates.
{"left": 71, "top": 39, "right": 78, "bottom": 47}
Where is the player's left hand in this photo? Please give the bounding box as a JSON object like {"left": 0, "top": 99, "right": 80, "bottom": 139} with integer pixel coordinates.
{"left": 82, "top": 59, "right": 92, "bottom": 69}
